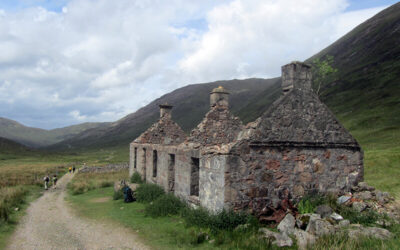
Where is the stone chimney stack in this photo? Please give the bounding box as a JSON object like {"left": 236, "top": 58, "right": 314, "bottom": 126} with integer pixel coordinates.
{"left": 210, "top": 86, "right": 229, "bottom": 107}
{"left": 281, "top": 61, "right": 312, "bottom": 94}
{"left": 159, "top": 103, "right": 173, "bottom": 118}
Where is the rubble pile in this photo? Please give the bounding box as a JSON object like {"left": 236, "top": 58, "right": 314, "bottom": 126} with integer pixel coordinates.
{"left": 257, "top": 182, "right": 399, "bottom": 248}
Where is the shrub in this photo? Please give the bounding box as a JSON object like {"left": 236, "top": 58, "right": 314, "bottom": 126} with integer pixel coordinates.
{"left": 182, "top": 207, "right": 250, "bottom": 233}
{"left": 181, "top": 207, "right": 212, "bottom": 228}
{"left": 338, "top": 206, "right": 380, "bottom": 226}
{"left": 135, "top": 183, "right": 165, "bottom": 203}
{"left": 113, "top": 189, "right": 124, "bottom": 200}
{"left": 298, "top": 198, "right": 314, "bottom": 214}
{"left": 130, "top": 172, "right": 143, "bottom": 184}
{"left": 211, "top": 209, "right": 249, "bottom": 232}
{"left": 145, "top": 193, "right": 186, "bottom": 217}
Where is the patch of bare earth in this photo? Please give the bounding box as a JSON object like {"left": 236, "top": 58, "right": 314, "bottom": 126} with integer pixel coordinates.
{"left": 6, "top": 173, "right": 149, "bottom": 250}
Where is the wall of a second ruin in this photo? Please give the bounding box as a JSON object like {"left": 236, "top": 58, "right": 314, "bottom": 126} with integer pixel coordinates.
{"left": 130, "top": 143, "right": 204, "bottom": 205}
{"left": 199, "top": 154, "right": 227, "bottom": 212}
{"left": 174, "top": 148, "right": 200, "bottom": 203}
{"left": 225, "top": 142, "right": 363, "bottom": 214}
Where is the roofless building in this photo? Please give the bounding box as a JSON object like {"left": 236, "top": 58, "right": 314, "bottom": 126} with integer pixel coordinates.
{"left": 129, "top": 61, "right": 363, "bottom": 215}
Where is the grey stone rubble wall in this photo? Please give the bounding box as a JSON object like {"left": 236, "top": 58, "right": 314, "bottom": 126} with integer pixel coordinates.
{"left": 79, "top": 163, "right": 129, "bottom": 173}
{"left": 129, "top": 142, "right": 199, "bottom": 204}
{"left": 225, "top": 142, "right": 363, "bottom": 215}
{"left": 134, "top": 115, "right": 186, "bottom": 145}
{"left": 253, "top": 88, "right": 359, "bottom": 146}
{"left": 186, "top": 104, "right": 243, "bottom": 146}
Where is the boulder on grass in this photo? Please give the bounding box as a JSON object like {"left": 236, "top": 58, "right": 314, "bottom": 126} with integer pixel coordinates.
{"left": 258, "top": 228, "right": 293, "bottom": 247}
{"left": 294, "top": 229, "right": 316, "bottom": 250}
{"left": 352, "top": 202, "right": 367, "bottom": 212}
{"left": 306, "top": 217, "right": 335, "bottom": 236}
{"left": 348, "top": 225, "right": 393, "bottom": 240}
{"left": 278, "top": 213, "right": 295, "bottom": 235}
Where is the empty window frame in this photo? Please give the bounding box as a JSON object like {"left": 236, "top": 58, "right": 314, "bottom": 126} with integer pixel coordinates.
{"left": 190, "top": 157, "right": 200, "bottom": 196}
{"left": 168, "top": 154, "right": 175, "bottom": 192}
{"left": 134, "top": 147, "right": 137, "bottom": 169}
{"left": 153, "top": 150, "right": 158, "bottom": 177}
{"left": 142, "top": 148, "right": 147, "bottom": 181}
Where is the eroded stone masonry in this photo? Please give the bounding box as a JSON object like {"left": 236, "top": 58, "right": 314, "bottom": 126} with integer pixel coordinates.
{"left": 129, "top": 61, "right": 363, "bottom": 216}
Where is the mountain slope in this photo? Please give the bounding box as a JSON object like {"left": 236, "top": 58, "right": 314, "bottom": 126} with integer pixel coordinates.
{"left": 0, "top": 137, "right": 35, "bottom": 160}
{"left": 50, "top": 78, "right": 280, "bottom": 150}
{"left": 308, "top": 2, "right": 400, "bottom": 150}
{"left": 0, "top": 117, "right": 110, "bottom": 148}
{"left": 240, "top": 3, "right": 400, "bottom": 140}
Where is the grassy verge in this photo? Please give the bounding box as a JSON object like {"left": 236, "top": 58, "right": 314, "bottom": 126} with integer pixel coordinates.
{"left": 68, "top": 187, "right": 276, "bottom": 250}
{"left": 363, "top": 147, "right": 400, "bottom": 199}
{"left": 68, "top": 183, "right": 400, "bottom": 250}
{"left": 68, "top": 187, "right": 216, "bottom": 249}
{"left": 0, "top": 185, "right": 42, "bottom": 249}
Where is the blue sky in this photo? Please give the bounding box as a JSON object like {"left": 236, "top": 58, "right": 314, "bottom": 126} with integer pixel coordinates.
{"left": 0, "top": 0, "right": 68, "bottom": 12}
{"left": 347, "top": 0, "right": 398, "bottom": 11}
{"left": 0, "top": 0, "right": 396, "bottom": 129}
{"left": 1, "top": 0, "right": 397, "bottom": 12}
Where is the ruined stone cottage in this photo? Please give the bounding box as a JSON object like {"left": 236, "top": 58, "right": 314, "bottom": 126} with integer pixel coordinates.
{"left": 129, "top": 61, "right": 363, "bottom": 215}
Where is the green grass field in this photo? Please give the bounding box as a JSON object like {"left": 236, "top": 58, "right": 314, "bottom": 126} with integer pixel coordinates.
{"left": 67, "top": 187, "right": 219, "bottom": 250}
{"left": 68, "top": 186, "right": 400, "bottom": 250}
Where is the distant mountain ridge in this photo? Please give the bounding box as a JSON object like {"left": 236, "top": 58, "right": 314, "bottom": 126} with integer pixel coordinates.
{"left": 0, "top": 117, "right": 110, "bottom": 148}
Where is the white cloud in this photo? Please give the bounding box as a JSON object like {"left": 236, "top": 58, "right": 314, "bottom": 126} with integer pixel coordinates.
{"left": 69, "top": 110, "right": 87, "bottom": 121}
{"left": 0, "top": 0, "right": 389, "bottom": 129}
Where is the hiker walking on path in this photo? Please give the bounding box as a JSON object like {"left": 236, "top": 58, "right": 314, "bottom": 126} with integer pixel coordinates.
{"left": 52, "top": 175, "right": 58, "bottom": 189}
{"left": 43, "top": 175, "right": 50, "bottom": 190}
{"left": 73, "top": 166, "right": 76, "bottom": 173}
{"left": 69, "top": 167, "right": 72, "bottom": 173}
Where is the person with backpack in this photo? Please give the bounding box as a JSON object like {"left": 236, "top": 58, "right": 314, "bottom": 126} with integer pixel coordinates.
{"left": 52, "top": 174, "right": 58, "bottom": 189}
{"left": 123, "top": 185, "right": 135, "bottom": 203}
{"left": 72, "top": 166, "right": 76, "bottom": 173}
{"left": 44, "top": 175, "right": 50, "bottom": 190}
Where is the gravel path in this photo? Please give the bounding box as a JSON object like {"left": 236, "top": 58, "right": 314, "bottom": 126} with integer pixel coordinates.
{"left": 7, "top": 173, "right": 149, "bottom": 250}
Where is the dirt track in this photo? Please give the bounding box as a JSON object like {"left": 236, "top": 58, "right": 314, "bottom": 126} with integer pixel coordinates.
{"left": 6, "top": 173, "right": 149, "bottom": 250}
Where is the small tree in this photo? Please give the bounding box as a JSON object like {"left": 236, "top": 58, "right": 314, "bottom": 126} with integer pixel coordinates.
{"left": 311, "top": 55, "right": 338, "bottom": 95}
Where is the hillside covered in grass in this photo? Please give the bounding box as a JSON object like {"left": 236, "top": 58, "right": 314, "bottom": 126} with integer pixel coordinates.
{"left": 0, "top": 117, "right": 109, "bottom": 148}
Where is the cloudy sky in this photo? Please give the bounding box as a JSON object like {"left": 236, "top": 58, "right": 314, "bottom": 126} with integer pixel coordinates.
{"left": 0, "top": 0, "right": 397, "bottom": 129}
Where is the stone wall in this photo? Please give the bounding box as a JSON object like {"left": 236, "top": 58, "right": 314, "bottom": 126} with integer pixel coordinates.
{"left": 134, "top": 115, "right": 186, "bottom": 145}
{"left": 79, "top": 163, "right": 129, "bottom": 173}
{"left": 174, "top": 147, "right": 200, "bottom": 203}
{"left": 130, "top": 142, "right": 201, "bottom": 204}
{"left": 225, "top": 142, "right": 363, "bottom": 215}
{"left": 186, "top": 104, "right": 243, "bottom": 146}
{"left": 200, "top": 153, "right": 227, "bottom": 212}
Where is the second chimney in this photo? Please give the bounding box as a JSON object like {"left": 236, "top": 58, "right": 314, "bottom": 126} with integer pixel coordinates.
{"left": 281, "top": 61, "right": 312, "bottom": 94}
{"left": 210, "top": 86, "right": 229, "bottom": 107}
{"left": 159, "top": 103, "right": 173, "bottom": 118}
